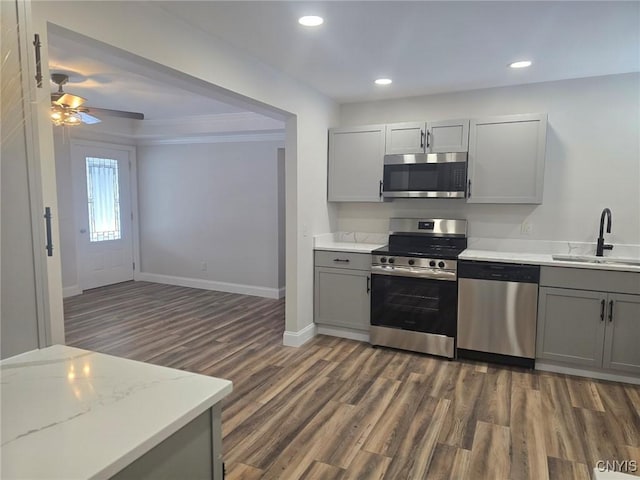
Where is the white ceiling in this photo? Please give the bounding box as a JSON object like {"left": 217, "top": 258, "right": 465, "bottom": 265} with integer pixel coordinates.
{"left": 49, "top": 1, "right": 639, "bottom": 118}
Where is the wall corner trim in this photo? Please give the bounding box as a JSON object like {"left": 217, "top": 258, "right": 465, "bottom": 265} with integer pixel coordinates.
{"left": 316, "top": 325, "right": 369, "bottom": 343}
{"left": 282, "top": 323, "right": 316, "bottom": 347}
{"left": 62, "top": 285, "right": 83, "bottom": 298}
{"left": 136, "top": 272, "right": 282, "bottom": 299}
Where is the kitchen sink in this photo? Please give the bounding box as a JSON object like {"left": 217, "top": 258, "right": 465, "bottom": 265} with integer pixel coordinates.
{"left": 552, "top": 254, "right": 640, "bottom": 266}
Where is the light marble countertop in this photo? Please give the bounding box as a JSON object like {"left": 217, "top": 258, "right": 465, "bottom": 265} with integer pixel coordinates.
{"left": 313, "top": 233, "right": 640, "bottom": 272}
{"left": 314, "top": 232, "right": 387, "bottom": 253}
{"left": 460, "top": 250, "right": 640, "bottom": 273}
{"left": 1, "top": 344, "right": 232, "bottom": 480}
{"left": 313, "top": 240, "right": 386, "bottom": 253}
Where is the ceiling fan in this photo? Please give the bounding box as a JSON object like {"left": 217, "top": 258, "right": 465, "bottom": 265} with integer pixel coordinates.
{"left": 50, "top": 73, "right": 144, "bottom": 126}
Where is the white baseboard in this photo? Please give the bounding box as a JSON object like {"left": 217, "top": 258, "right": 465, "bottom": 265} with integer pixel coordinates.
{"left": 536, "top": 361, "right": 640, "bottom": 385}
{"left": 278, "top": 287, "right": 286, "bottom": 299}
{"left": 136, "top": 272, "right": 282, "bottom": 299}
{"left": 63, "top": 285, "right": 82, "bottom": 298}
{"left": 316, "top": 325, "right": 369, "bottom": 343}
{"left": 283, "top": 323, "right": 316, "bottom": 347}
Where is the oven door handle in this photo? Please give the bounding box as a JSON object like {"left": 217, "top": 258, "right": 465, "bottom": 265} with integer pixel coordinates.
{"left": 371, "top": 265, "right": 457, "bottom": 281}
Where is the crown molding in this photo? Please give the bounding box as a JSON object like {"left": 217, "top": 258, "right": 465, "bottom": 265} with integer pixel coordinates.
{"left": 61, "top": 112, "right": 285, "bottom": 145}
{"left": 133, "top": 111, "right": 284, "bottom": 139}
{"left": 136, "top": 130, "right": 285, "bottom": 146}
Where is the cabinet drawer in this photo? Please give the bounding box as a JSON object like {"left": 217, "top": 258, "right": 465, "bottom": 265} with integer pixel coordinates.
{"left": 540, "top": 266, "right": 640, "bottom": 295}
{"left": 314, "top": 250, "right": 372, "bottom": 271}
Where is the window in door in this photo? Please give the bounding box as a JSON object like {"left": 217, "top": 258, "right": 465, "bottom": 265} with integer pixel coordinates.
{"left": 86, "top": 157, "right": 121, "bottom": 242}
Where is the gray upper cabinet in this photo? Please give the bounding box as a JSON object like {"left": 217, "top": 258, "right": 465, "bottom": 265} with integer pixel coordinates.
{"left": 384, "top": 119, "right": 469, "bottom": 155}
{"left": 385, "top": 122, "right": 424, "bottom": 154}
{"left": 328, "top": 125, "right": 385, "bottom": 202}
{"left": 467, "top": 113, "right": 547, "bottom": 204}
{"left": 428, "top": 119, "right": 469, "bottom": 153}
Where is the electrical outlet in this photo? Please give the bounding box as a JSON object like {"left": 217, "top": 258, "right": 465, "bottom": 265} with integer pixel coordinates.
{"left": 201, "top": 262, "right": 207, "bottom": 271}
{"left": 521, "top": 221, "right": 533, "bottom": 235}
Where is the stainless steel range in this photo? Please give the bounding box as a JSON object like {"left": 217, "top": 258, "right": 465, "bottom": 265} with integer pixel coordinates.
{"left": 370, "top": 218, "right": 467, "bottom": 358}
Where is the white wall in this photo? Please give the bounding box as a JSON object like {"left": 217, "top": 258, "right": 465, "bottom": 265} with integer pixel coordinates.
{"left": 338, "top": 73, "right": 640, "bottom": 246}
{"left": 32, "top": 1, "right": 340, "bottom": 340}
{"left": 136, "top": 141, "right": 285, "bottom": 297}
{"left": 52, "top": 131, "right": 78, "bottom": 294}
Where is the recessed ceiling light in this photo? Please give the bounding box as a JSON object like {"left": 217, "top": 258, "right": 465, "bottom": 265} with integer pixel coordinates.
{"left": 375, "top": 78, "right": 392, "bottom": 85}
{"left": 509, "top": 60, "right": 532, "bottom": 69}
{"left": 298, "top": 16, "right": 324, "bottom": 27}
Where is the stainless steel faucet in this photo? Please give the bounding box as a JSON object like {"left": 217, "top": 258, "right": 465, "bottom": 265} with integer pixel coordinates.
{"left": 596, "top": 208, "right": 613, "bottom": 256}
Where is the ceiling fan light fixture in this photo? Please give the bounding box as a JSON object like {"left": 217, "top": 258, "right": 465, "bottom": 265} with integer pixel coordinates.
{"left": 50, "top": 105, "right": 82, "bottom": 126}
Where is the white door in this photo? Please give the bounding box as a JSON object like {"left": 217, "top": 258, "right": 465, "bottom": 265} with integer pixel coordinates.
{"left": 71, "top": 143, "right": 134, "bottom": 290}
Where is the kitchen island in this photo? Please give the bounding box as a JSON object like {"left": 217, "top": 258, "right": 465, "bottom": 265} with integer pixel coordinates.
{"left": 1, "top": 344, "right": 232, "bottom": 479}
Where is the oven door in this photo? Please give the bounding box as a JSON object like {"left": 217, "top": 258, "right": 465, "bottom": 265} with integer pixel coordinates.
{"left": 370, "top": 273, "right": 457, "bottom": 337}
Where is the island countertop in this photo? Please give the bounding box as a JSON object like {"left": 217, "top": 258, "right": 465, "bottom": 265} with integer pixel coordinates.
{"left": 1, "top": 344, "right": 232, "bottom": 479}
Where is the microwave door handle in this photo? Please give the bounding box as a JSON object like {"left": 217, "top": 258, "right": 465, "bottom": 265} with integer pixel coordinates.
{"left": 467, "top": 179, "right": 472, "bottom": 198}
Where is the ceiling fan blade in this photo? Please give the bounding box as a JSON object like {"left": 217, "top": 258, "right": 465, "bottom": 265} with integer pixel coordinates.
{"left": 86, "top": 107, "right": 144, "bottom": 120}
{"left": 78, "top": 111, "right": 102, "bottom": 125}
{"left": 53, "top": 92, "right": 86, "bottom": 109}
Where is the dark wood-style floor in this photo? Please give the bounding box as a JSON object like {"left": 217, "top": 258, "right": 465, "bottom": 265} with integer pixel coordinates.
{"left": 64, "top": 281, "right": 640, "bottom": 479}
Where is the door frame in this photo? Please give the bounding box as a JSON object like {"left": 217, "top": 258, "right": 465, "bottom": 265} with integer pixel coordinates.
{"left": 69, "top": 139, "right": 140, "bottom": 291}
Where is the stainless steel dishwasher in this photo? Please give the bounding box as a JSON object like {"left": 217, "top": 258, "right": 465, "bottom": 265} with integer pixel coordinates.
{"left": 457, "top": 261, "right": 540, "bottom": 368}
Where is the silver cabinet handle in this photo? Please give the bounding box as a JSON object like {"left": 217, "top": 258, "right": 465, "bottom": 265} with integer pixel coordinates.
{"left": 608, "top": 300, "right": 614, "bottom": 322}
{"left": 333, "top": 258, "right": 350, "bottom": 263}
{"left": 44, "top": 207, "right": 53, "bottom": 256}
{"left": 420, "top": 130, "right": 425, "bottom": 149}
{"left": 600, "top": 299, "right": 605, "bottom": 321}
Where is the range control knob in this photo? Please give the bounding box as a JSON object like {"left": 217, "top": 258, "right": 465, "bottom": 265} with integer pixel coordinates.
{"left": 438, "top": 261, "right": 446, "bottom": 268}
{"left": 380, "top": 257, "right": 387, "bottom": 263}
{"left": 429, "top": 260, "right": 436, "bottom": 267}
{"left": 408, "top": 259, "right": 415, "bottom": 266}
{"left": 388, "top": 258, "right": 395, "bottom": 264}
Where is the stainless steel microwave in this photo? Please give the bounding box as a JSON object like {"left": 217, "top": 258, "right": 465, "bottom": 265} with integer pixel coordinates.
{"left": 382, "top": 152, "right": 468, "bottom": 199}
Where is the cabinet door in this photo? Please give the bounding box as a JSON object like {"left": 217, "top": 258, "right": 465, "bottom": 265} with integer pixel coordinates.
{"left": 602, "top": 293, "right": 640, "bottom": 375}
{"left": 384, "top": 122, "right": 426, "bottom": 154}
{"left": 314, "top": 267, "right": 370, "bottom": 331}
{"left": 1, "top": 0, "right": 49, "bottom": 358}
{"left": 328, "top": 125, "right": 385, "bottom": 202}
{"left": 468, "top": 113, "right": 547, "bottom": 204}
{"left": 427, "top": 119, "right": 469, "bottom": 153}
{"left": 536, "top": 287, "right": 606, "bottom": 367}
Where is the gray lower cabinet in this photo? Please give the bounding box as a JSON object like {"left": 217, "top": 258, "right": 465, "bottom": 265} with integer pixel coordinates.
{"left": 537, "top": 267, "right": 640, "bottom": 376}
{"left": 602, "top": 293, "right": 640, "bottom": 374}
{"left": 314, "top": 251, "right": 371, "bottom": 331}
{"left": 112, "top": 404, "right": 223, "bottom": 480}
